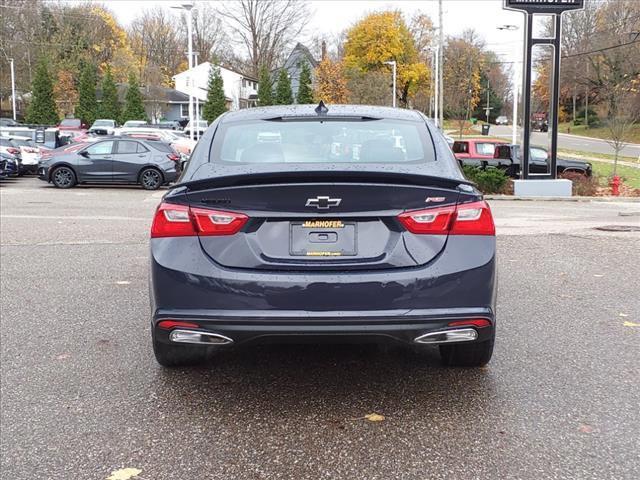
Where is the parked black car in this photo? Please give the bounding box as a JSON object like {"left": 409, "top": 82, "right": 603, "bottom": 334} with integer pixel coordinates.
{"left": 149, "top": 104, "right": 497, "bottom": 368}
{"left": 493, "top": 144, "right": 592, "bottom": 178}
{"left": 38, "top": 138, "right": 181, "bottom": 189}
{"left": 0, "top": 152, "right": 20, "bottom": 177}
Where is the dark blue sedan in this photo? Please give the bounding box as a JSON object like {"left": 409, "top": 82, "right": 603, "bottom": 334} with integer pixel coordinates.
{"left": 149, "top": 105, "right": 497, "bottom": 368}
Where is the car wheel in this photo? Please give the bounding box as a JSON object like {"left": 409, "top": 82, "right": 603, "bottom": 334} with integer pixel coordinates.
{"left": 140, "top": 167, "right": 163, "bottom": 190}
{"left": 51, "top": 166, "right": 77, "bottom": 188}
{"left": 152, "top": 331, "right": 209, "bottom": 367}
{"left": 439, "top": 333, "right": 495, "bottom": 367}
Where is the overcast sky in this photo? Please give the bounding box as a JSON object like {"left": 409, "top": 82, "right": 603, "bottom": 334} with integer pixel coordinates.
{"left": 102, "top": 0, "right": 527, "bottom": 64}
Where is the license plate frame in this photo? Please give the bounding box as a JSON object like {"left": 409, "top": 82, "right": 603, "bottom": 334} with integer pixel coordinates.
{"left": 289, "top": 220, "right": 357, "bottom": 257}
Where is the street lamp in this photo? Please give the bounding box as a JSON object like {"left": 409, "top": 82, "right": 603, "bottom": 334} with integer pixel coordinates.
{"left": 171, "top": 2, "right": 195, "bottom": 141}
{"left": 1, "top": 48, "right": 17, "bottom": 121}
{"left": 383, "top": 60, "right": 397, "bottom": 108}
{"left": 497, "top": 24, "right": 521, "bottom": 145}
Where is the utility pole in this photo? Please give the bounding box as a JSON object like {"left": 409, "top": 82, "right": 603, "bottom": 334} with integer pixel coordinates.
{"left": 438, "top": 0, "right": 444, "bottom": 129}
{"left": 484, "top": 79, "right": 492, "bottom": 123}
{"left": 10, "top": 58, "right": 16, "bottom": 121}
{"left": 173, "top": 2, "right": 195, "bottom": 141}
{"left": 434, "top": 46, "right": 439, "bottom": 126}
{"left": 497, "top": 24, "right": 520, "bottom": 145}
{"left": 383, "top": 60, "right": 397, "bottom": 108}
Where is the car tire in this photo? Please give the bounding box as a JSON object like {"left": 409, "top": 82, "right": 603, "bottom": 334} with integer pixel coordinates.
{"left": 139, "top": 167, "right": 163, "bottom": 190}
{"left": 51, "top": 166, "right": 77, "bottom": 188}
{"left": 152, "top": 331, "right": 209, "bottom": 367}
{"left": 439, "top": 333, "right": 495, "bottom": 367}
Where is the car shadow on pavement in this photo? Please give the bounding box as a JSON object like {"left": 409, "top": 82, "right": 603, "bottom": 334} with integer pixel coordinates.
{"left": 150, "top": 344, "right": 497, "bottom": 420}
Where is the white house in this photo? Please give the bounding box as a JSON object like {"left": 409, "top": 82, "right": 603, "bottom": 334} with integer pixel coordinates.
{"left": 173, "top": 62, "right": 259, "bottom": 112}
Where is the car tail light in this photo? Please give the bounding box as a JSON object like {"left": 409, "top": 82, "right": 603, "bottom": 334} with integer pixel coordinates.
{"left": 448, "top": 318, "right": 492, "bottom": 328}
{"left": 397, "top": 205, "right": 455, "bottom": 234}
{"left": 167, "top": 153, "right": 180, "bottom": 162}
{"left": 151, "top": 202, "right": 248, "bottom": 238}
{"left": 398, "top": 200, "right": 494, "bottom": 236}
{"left": 7, "top": 147, "right": 19, "bottom": 155}
{"left": 157, "top": 320, "right": 200, "bottom": 329}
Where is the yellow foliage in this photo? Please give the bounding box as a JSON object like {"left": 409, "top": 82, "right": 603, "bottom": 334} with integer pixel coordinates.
{"left": 343, "top": 10, "right": 431, "bottom": 106}
{"left": 314, "top": 58, "right": 350, "bottom": 104}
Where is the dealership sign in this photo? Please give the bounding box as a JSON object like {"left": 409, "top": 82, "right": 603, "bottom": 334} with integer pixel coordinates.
{"left": 504, "top": 0, "right": 584, "bottom": 14}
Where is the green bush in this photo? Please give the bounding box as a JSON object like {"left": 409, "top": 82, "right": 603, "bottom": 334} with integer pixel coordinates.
{"left": 573, "top": 108, "right": 600, "bottom": 127}
{"left": 462, "top": 165, "right": 509, "bottom": 194}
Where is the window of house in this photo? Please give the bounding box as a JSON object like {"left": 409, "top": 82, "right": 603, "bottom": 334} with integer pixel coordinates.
{"left": 180, "top": 104, "right": 189, "bottom": 117}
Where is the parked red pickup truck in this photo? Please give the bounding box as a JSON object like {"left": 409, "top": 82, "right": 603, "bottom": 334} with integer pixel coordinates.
{"left": 452, "top": 138, "right": 507, "bottom": 168}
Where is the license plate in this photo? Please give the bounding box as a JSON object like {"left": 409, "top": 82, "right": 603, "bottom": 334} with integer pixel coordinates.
{"left": 290, "top": 220, "right": 357, "bottom": 256}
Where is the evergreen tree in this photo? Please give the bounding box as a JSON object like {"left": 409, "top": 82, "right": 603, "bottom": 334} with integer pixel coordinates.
{"left": 25, "top": 58, "right": 59, "bottom": 125}
{"left": 121, "top": 73, "right": 147, "bottom": 123}
{"left": 76, "top": 63, "right": 98, "bottom": 125}
{"left": 257, "top": 66, "right": 274, "bottom": 107}
{"left": 296, "top": 61, "right": 314, "bottom": 104}
{"left": 275, "top": 69, "right": 293, "bottom": 105}
{"left": 202, "top": 66, "right": 227, "bottom": 122}
{"left": 98, "top": 66, "right": 120, "bottom": 121}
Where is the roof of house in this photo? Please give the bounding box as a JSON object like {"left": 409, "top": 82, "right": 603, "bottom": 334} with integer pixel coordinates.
{"left": 173, "top": 62, "right": 258, "bottom": 82}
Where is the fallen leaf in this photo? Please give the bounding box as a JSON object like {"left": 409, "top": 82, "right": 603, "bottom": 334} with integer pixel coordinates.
{"left": 107, "top": 468, "right": 142, "bottom": 480}
{"left": 364, "top": 413, "right": 385, "bottom": 422}
{"left": 579, "top": 424, "right": 594, "bottom": 434}
{"left": 623, "top": 321, "right": 640, "bottom": 327}
{"left": 56, "top": 353, "right": 71, "bottom": 360}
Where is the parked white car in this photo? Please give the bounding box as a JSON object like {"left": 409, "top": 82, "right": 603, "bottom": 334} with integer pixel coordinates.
{"left": 0, "top": 134, "right": 40, "bottom": 174}
{"left": 88, "top": 119, "right": 117, "bottom": 135}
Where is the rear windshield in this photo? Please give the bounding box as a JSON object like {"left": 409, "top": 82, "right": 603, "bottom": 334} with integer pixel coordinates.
{"left": 212, "top": 119, "right": 434, "bottom": 164}
{"left": 148, "top": 141, "right": 174, "bottom": 153}
{"left": 10, "top": 138, "right": 33, "bottom": 147}
{"left": 60, "top": 119, "right": 81, "bottom": 127}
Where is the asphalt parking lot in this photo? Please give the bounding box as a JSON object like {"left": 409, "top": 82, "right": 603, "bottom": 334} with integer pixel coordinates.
{"left": 1, "top": 177, "right": 639, "bottom": 480}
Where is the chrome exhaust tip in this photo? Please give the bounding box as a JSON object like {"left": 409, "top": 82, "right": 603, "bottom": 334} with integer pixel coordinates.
{"left": 414, "top": 328, "right": 478, "bottom": 344}
{"left": 169, "top": 330, "right": 234, "bottom": 345}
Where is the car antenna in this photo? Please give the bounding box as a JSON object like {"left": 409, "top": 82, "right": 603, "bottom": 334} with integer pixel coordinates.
{"left": 315, "top": 100, "right": 329, "bottom": 115}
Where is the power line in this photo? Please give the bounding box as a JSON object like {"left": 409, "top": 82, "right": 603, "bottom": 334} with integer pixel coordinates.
{"left": 563, "top": 39, "right": 640, "bottom": 58}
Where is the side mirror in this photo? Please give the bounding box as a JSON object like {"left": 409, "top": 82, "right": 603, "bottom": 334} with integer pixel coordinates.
{"left": 79, "top": 150, "right": 89, "bottom": 158}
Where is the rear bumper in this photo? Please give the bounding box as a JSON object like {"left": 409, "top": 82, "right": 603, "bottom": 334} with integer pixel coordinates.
{"left": 152, "top": 309, "right": 495, "bottom": 346}
{"left": 150, "top": 235, "right": 497, "bottom": 345}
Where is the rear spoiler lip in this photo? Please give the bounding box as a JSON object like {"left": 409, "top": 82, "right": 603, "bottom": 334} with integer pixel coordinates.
{"left": 175, "top": 170, "right": 475, "bottom": 192}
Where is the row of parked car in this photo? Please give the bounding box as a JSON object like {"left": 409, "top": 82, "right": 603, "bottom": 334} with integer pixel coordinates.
{"left": 1, "top": 118, "right": 201, "bottom": 188}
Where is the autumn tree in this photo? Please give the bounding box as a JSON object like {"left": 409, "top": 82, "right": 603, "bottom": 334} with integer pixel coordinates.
{"left": 257, "top": 66, "right": 274, "bottom": 106}
{"left": 314, "top": 58, "right": 349, "bottom": 104}
{"left": 98, "top": 66, "right": 120, "bottom": 121}
{"left": 296, "top": 62, "right": 314, "bottom": 104}
{"left": 275, "top": 69, "right": 293, "bottom": 105}
{"left": 202, "top": 66, "right": 227, "bottom": 122}
{"left": 343, "top": 11, "right": 430, "bottom": 107}
{"left": 53, "top": 70, "right": 78, "bottom": 118}
{"left": 121, "top": 73, "right": 147, "bottom": 122}
{"left": 443, "top": 31, "right": 484, "bottom": 137}
{"left": 218, "top": 0, "right": 311, "bottom": 76}
{"left": 25, "top": 58, "right": 59, "bottom": 125}
{"left": 179, "top": 3, "right": 227, "bottom": 64}
{"left": 76, "top": 63, "right": 98, "bottom": 125}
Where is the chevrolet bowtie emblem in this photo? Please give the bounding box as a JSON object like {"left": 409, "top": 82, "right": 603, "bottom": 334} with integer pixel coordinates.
{"left": 305, "top": 196, "right": 342, "bottom": 210}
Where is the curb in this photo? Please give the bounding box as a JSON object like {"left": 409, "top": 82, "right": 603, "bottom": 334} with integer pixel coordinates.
{"left": 485, "top": 195, "right": 640, "bottom": 203}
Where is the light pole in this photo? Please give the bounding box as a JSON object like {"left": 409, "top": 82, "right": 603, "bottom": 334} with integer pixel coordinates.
{"left": 1, "top": 49, "right": 17, "bottom": 120}
{"left": 383, "top": 60, "right": 397, "bottom": 108}
{"left": 172, "top": 2, "right": 195, "bottom": 141}
{"left": 497, "top": 24, "right": 520, "bottom": 145}
{"left": 424, "top": 46, "right": 439, "bottom": 126}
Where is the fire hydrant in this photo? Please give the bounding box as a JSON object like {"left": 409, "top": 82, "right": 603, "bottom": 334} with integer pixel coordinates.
{"left": 611, "top": 175, "right": 621, "bottom": 196}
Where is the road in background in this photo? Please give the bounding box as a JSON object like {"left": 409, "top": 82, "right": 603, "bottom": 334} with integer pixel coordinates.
{"left": 1, "top": 178, "right": 639, "bottom": 480}
{"left": 486, "top": 124, "right": 640, "bottom": 158}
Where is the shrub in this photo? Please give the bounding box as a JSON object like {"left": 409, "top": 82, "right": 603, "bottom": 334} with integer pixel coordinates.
{"left": 560, "top": 171, "right": 598, "bottom": 196}
{"left": 462, "top": 166, "right": 509, "bottom": 194}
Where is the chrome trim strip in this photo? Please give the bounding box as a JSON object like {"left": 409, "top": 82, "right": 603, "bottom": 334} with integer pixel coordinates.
{"left": 413, "top": 328, "right": 478, "bottom": 344}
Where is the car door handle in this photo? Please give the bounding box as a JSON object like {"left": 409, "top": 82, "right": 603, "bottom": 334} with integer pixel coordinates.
{"left": 137, "top": 154, "right": 146, "bottom": 157}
